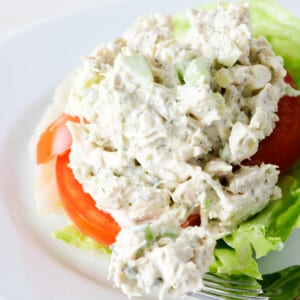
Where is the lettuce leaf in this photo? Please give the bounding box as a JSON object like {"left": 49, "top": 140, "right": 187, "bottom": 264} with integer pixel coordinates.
{"left": 250, "top": 0, "right": 300, "bottom": 88}
{"left": 54, "top": 225, "right": 111, "bottom": 255}
{"left": 259, "top": 265, "right": 300, "bottom": 299}
{"left": 211, "top": 160, "right": 300, "bottom": 278}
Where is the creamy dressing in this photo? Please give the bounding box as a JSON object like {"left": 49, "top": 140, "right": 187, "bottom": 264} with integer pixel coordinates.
{"left": 62, "top": 3, "right": 287, "bottom": 299}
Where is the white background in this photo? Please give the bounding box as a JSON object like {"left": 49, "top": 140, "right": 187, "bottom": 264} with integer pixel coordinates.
{"left": 0, "top": 0, "right": 106, "bottom": 40}
{"left": 1, "top": 0, "right": 298, "bottom": 41}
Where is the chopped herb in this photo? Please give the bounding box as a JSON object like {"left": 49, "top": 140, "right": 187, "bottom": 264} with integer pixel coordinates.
{"left": 135, "top": 247, "right": 145, "bottom": 258}
{"left": 203, "top": 198, "right": 212, "bottom": 210}
{"left": 156, "top": 144, "right": 167, "bottom": 149}
{"left": 144, "top": 225, "right": 155, "bottom": 245}
{"left": 177, "top": 70, "right": 185, "bottom": 84}
{"left": 160, "top": 227, "right": 179, "bottom": 239}
{"left": 124, "top": 266, "right": 137, "bottom": 279}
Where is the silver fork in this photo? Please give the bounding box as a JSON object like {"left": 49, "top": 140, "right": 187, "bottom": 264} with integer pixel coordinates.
{"left": 188, "top": 273, "right": 269, "bottom": 300}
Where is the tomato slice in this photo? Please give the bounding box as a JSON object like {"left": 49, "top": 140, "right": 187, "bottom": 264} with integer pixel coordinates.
{"left": 36, "top": 114, "right": 81, "bottom": 164}
{"left": 56, "top": 151, "right": 121, "bottom": 246}
{"left": 247, "top": 75, "right": 300, "bottom": 172}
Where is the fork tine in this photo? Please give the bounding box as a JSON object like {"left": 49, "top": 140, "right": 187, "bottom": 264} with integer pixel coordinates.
{"left": 188, "top": 290, "right": 269, "bottom": 300}
{"left": 188, "top": 272, "right": 270, "bottom": 300}
{"left": 187, "top": 291, "right": 226, "bottom": 300}
{"left": 200, "top": 286, "right": 269, "bottom": 300}
{"left": 204, "top": 273, "right": 258, "bottom": 286}
{"left": 204, "top": 281, "right": 263, "bottom": 294}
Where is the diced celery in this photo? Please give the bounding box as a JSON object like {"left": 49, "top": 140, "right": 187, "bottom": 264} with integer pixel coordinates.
{"left": 183, "top": 57, "right": 211, "bottom": 85}
{"left": 144, "top": 225, "right": 155, "bottom": 245}
{"left": 119, "top": 55, "right": 153, "bottom": 87}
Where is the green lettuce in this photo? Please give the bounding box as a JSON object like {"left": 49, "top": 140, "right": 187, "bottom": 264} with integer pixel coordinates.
{"left": 54, "top": 225, "right": 111, "bottom": 255}
{"left": 250, "top": 0, "right": 300, "bottom": 88}
{"left": 259, "top": 265, "right": 300, "bottom": 299}
{"left": 211, "top": 160, "right": 300, "bottom": 278}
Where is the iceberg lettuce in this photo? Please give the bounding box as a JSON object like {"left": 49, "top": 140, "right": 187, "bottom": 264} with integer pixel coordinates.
{"left": 250, "top": 0, "right": 300, "bottom": 88}
{"left": 260, "top": 265, "right": 300, "bottom": 299}
{"left": 54, "top": 225, "right": 111, "bottom": 255}
{"left": 211, "top": 160, "right": 300, "bottom": 278}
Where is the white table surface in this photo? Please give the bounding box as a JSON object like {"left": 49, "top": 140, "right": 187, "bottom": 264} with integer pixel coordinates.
{"left": 0, "top": 0, "right": 107, "bottom": 41}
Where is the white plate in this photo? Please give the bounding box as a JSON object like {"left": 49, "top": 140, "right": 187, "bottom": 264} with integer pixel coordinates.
{"left": 0, "top": 1, "right": 299, "bottom": 299}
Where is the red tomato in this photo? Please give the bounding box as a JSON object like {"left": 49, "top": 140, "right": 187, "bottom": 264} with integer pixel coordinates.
{"left": 56, "top": 151, "right": 121, "bottom": 246}
{"left": 247, "top": 74, "right": 300, "bottom": 173}
{"left": 36, "top": 114, "right": 81, "bottom": 164}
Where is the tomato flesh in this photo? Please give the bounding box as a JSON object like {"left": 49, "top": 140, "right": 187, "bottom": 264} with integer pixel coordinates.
{"left": 247, "top": 75, "right": 300, "bottom": 172}
{"left": 56, "top": 151, "right": 121, "bottom": 246}
{"left": 36, "top": 114, "right": 81, "bottom": 164}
